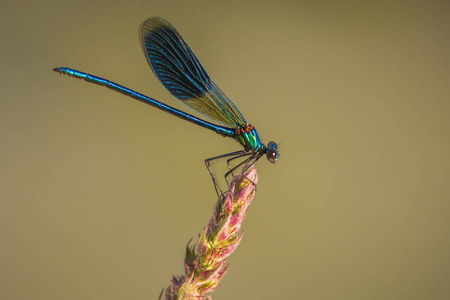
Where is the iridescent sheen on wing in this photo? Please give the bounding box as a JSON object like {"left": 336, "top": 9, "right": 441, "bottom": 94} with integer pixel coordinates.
{"left": 140, "top": 17, "right": 247, "bottom": 128}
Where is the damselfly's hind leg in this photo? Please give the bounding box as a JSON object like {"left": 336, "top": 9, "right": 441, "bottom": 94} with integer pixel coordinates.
{"left": 205, "top": 150, "right": 247, "bottom": 197}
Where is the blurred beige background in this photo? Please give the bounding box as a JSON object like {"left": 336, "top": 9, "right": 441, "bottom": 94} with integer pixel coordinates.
{"left": 1, "top": 0, "right": 449, "bottom": 299}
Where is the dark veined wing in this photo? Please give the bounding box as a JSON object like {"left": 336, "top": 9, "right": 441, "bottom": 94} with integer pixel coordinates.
{"left": 140, "top": 17, "right": 246, "bottom": 128}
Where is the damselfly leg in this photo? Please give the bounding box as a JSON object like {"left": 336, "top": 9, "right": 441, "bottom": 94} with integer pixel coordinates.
{"left": 205, "top": 150, "right": 260, "bottom": 197}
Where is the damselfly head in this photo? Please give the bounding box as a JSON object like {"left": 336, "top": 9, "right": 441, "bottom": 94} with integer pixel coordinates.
{"left": 266, "top": 141, "right": 279, "bottom": 164}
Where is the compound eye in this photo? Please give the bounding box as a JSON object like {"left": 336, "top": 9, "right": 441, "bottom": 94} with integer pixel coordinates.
{"left": 266, "top": 142, "right": 279, "bottom": 163}
{"left": 267, "top": 149, "right": 278, "bottom": 163}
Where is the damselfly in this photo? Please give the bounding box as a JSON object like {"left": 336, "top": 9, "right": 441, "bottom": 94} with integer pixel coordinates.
{"left": 54, "top": 17, "right": 279, "bottom": 196}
